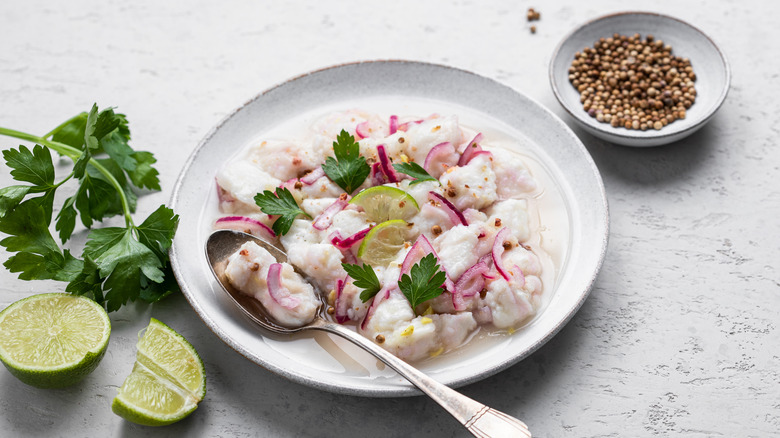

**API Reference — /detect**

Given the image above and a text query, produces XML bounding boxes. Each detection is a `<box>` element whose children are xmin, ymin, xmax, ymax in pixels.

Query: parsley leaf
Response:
<box><xmin>254</xmin><ymin>187</ymin><xmax>311</xmax><ymax>236</ymax></box>
<box><xmin>0</xmin><ymin>104</ymin><xmax>180</xmax><ymax>312</ymax></box>
<box><xmin>397</xmin><ymin>253</ymin><xmax>447</xmax><ymax>309</ymax></box>
<box><xmin>0</xmin><ymin>185</ymin><xmax>30</xmax><ymax>217</ymax></box>
<box><xmin>3</xmin><ymin>144</ymin><xmax>56</xmax><ymax>188</ymax></box>
<box><xmin>82</xmin><ymin>226</ymin><xmax>164</xmax><ymax>312</ymax></box>
<box><xmin>342</xmin><ymin>262</ymin><xmax>382</xmax><ymax>302</ymax></box>
<box><xmin>392</xmin><ymin>162</ymin><xmax>438</xmax><ymax>185</ymax></box>
<box><xmin>321</xmin><ymin>130</ymin><xmax>370</xmax><ymax>194</ymax></box>
<box><xmin>0</xmin><ymin>200</ymin><xmax>83</xmax><ymax>282</ymax></box>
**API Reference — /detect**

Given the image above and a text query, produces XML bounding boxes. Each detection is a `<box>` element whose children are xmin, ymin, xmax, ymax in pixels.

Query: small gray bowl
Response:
<box><xmin>550</xmin><ymin>11</ymin><xmax>730</xmax><ymax>147</ymax></box>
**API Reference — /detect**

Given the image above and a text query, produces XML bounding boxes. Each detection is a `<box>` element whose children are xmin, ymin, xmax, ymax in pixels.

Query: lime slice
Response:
<box><xmin>358</xmin><ymin>219</ymin><xmax>409</xmax><ymax>265</ymax></box>
<box><xmin>349</xmin><ymin>186</ymin><xmax>419</xmax><ymax>222</ymax></box>
<box><xmin>0</xmin><ymin>293</ymin><xmax>111</xmax><ymax>389</ymax></box>
<box><xmin>112</xmin><ymin>318</ymin><xmax>206</xmax><ymax>426</ymax></box>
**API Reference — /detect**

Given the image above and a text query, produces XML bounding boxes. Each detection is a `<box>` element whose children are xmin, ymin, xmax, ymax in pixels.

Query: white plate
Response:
<box><xmin>170</xmin><ymin>61</ymin><xmax>609</xmax><ymax>397</ymax></box>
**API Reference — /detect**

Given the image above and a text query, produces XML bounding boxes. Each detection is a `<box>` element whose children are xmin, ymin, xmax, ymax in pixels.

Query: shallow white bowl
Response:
<box><xmin>550</xmin><ymin>11</ymin><xmax>730</xmax><ymax>147</ymax></box>
<box><xmin>170</xmin><ymin>61</ymin><xmax>609</xmax><ymax>397</ymax></box>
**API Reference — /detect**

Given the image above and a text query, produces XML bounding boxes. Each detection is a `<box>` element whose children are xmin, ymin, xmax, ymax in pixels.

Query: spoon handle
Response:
<box><xmin>312</xmin><ymin>320</ymin><xmax>532</xmax><ymax>438</ymax></box>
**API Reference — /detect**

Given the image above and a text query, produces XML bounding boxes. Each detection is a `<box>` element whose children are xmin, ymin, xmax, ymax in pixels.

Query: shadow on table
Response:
<box><xmin>572</xmin><ymin>118</ymin><xmax>719</xmax><ymax>188</ymax></box>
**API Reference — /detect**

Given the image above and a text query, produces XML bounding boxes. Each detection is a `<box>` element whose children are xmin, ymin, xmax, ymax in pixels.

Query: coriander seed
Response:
<box><xmin>568</xmin><ymin>33</ymin><xmax>696</xmax><ymax>131</ymax></box>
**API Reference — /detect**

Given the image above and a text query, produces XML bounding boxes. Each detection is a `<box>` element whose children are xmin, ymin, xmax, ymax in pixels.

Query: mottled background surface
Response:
<box><xmin>1</xmin><ymin>1</ymin><xmax>777</xmax><ymax>436</ymax></box>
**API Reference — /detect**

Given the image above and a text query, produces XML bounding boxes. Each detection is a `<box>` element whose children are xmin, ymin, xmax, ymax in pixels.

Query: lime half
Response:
<box><xmin>349</xmin><ymin>186</ymin><xmax>419</xmax><ymax>223</ymax></box>
<box><xmin>358</xmin><ymin>219</ymin><xmax>409</xmax><ymax>266</ymax></box>
<box><xmin>0</xmin><ymin>293</ymin><xmax>111</xmax><ymax>388</ymax></box>
<box><xmin>112</xmin><ymin>318</ymin><xmax>206</xmax><ymax>426</ymax></box>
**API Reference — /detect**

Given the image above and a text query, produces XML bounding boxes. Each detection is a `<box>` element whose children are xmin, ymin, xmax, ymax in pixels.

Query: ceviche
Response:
<box><xmin>213</xmin><ymin>110</ymin><xmax>549</xmax><ymax>362</ymax></box>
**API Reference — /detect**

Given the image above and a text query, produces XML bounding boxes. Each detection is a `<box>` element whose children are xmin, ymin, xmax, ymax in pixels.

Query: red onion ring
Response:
<box><xmin>389</xmin><ymin>115</ymin><xmax>398</xmax><ymax>135</ymax></box>
<box><xmin>300</xmin><ymin>167</ymin><xmax>325</xmax><ymax>185</ymax></box>
<box><xmin>333</xmin><ymin>277</ymin><xmax>350</xmax><ymax>324</ymax></box>
<box><xmin>360</xmin><ymin>288</ymin><xmax>391</xmax><ymax>331</ymax></box>
<box><xmin>312</xmin><ymin>199</ymin><xmax>348</xmax><ymax>230</ymax></box>
<box><xmin>423</xmin><ymin>142</ymin><xmax>458</xmax><ymax>178</ymax></box>
<box><xmin>355</xmin><ymin>121</ymin><xmax>370</xmax><ymax>139</ymax></box>
<box><xmin>428</xmin><ymin>192</ymin><xmax>468</xmax><ymax>226</ymax></box>
<box><xmin>458</xmin><ymin>133</ymin><xmax>484</xmax><ymax>166</ymax></box>
<box><xmin>267</xmin><ymin>263</ymin><xmax>300</xmax><ymax>309</ymax></box>
<box><xmin>377</xmin><ymin>145</ymin><xmax>400</xmax><ymax>183</ymax></box>
<box><xmin>330</xmin><ymin>227</ymin><xmax>371</xmax><ymax>249</ymax></box>
<box><xmin>492</xmin><ymin>228</ymin><xmax>512</xmax><ymax>281</ymax></box>
<box><xmin>215</xmin><ymin>216</ymin><xmax>276</xmax><ymax>240</ymax></box>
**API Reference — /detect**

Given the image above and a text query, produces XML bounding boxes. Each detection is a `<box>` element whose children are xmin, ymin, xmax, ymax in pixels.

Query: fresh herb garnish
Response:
<box><xmin>0</xmin><ymin>104</ymin><xmax>179</xmax><ymax>312</ymax></box>
<box><xmin>342</xmin><ymin>262</ymin><xmax>382</xmax><ymax>302</ymax></box>
<box><xmin>254</xmin><ymin>187</ymin><xmax>311</xmax><ymax>236</ymax></box>
<box><xmin>321</xmin><ymin>130</ymin><xmax>370</xmax><ymax>194</ymax></box>
<box><xmin>392</xmin><ymin>162</ymin><xmax>438</xmax><ymax>185</ymax></box>
<box><xmin>398</xmin><ymin>253</ymin><xmax>447</xmax><ymax>309</ymax></box>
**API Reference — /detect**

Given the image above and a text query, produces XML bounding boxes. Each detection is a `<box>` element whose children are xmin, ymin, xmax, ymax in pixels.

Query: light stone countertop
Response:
<box><xmin>1</xmin><ymin>1</ymin><xmax>778</xmax><ymax>437</ymax></box>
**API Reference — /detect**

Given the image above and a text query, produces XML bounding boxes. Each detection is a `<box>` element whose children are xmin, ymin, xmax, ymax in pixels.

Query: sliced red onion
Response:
<box><xmin>397</xmin><ymin>119</ymin><xmax>424</xmax><ymax>132</ymax></box>
<box><xmin>428</xmin><ymin>192</ymin><xmax>468</xmax><ymax>226</ymax></box>
<box><xmin>370</xmin><ymin>162</ymin><xmax>388</xmax><ymax>185</ymax></box>
<box><xmin>458</xmin><ymin>133</ymin><xmax>484</xmax><ymax>166</ymax></box>
<box><xmin>215</xmin><ymin>216</ymin><xmax>276</xmax><ymax>240</ymax></box>
<box><xmin>470</xmin><ymin>150</ymin><xmax>494</xmax><ymax>161</ymax></box>
<box><xmin>456</xmin><ymin>261</ymin><xmax>489</xmax><ymax>297</ymax></box>
<box><xmin>300</xmin><ymin>167</ymin><xmax>325</xmax><ymax>185</ymax></box>
<box><xmin>482</xmin><ymin>271</ymin><xmax>499</xmax><ymax>280</ymax></box>
<box><xmin>400</xmin><ymin>237</ymin><xmax>431</xmax><ymax>275</ymax></box>
<box><xmin>492</xmin><ymin>228</ymin><xmax>512</xmax><ymax>281</ymax></box>
<box><xmin>423</xmin><ymin>142</ymin><xmax>458</xmax><ymax>178</ymax></box>
<box><xmin>458</xmin><ymin>133</ymin><xmax>484</xmax><ymax>154</ymax></box>
<box><xmin>452</xmin><ymin>260</ymin><xmax>489</xmax><ymax>311</ymax></box>
<box><xmin>334</xmin><ymin>277</ymin><xmax>350</xmax><ymax>324</ymax></box>
<box><xmin>267</xmin><ymin>263</ymin><xmax>300</xmax><ymax>309</ymax></box>
<box><xmin>312</xmin><ymin>199</ymin><xmax>347</xmax><ymax>231</ymax></box>
<box><xmin>376</xmin><ymin>144</ymin><xmax>400</xmax><ymax>183</ymax></box>
<box><xmin>360</xmin><ymin>288</ymin><xmax>391</xmax><ymax>331</ymax></box>
<box><xmin>510</xmin><ymin>264</ymin><xmax>526</xmax><ymax>288</ymax></box>
<box><xmin>329</xmin><ymin>232</ymin><xmax>360</xmax><ymax>264</ymax></box>
<box><xmin>355</xmin><ymin>121</ymin><xmax>370</xmax><ymax>139</ymax></box>
<box><xmin>330</xmin><ymin>227</ymin><xmax>371</xmax><ymax>249</ymax></box>
<box><xmin>342</xmin><ymin>248</ymin><xmax>358</xmax><ymax>264</ymax></box>
<box><xmin>389</xmin><ymin>115</ymin><xmax>398</xmax><ymax>135</ymax></box>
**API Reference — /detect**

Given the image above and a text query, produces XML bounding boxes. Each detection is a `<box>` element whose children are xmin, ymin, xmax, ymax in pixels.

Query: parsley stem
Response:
<box><xmin>0</xmin><ymin>126</ymin><xmax>135</xmax><ymax>227</ymax></box>
<box><xmin>43</xmin><ymin>113</ymin><xmax>86</xmax><ymax>139</ymax></box>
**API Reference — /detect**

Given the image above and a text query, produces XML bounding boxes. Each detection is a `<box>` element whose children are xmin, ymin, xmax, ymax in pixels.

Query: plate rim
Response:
<box><xmin>170</xmin><ymin>60</ymin><xmax>609</xmax><ymax>397</ymax></box>
<box><xmin>548</xmin><ymin>10</ymin><xmax>732</xmax><ymax>146</ymax></box>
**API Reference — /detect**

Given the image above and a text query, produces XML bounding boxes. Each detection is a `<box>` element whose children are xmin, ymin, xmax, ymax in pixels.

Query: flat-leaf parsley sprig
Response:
<box><xmin>321</xmin><ymin>130</ymin><xmax>370</xmax><ymax>194</ymax></box>
<box><xmin>254</xmin><ymin>187</ymin><xmax>311</xmax><ymax>236</ymax></box>
<box><xmin>342</xmin><ymin>262</ymin><xmax>381</xmax><ymax>302</ymax></box>
<box><xmin>398</xmin><ymin>253</ymin><xmax>447</xmax><ymax>309</ymax></box>
<box><xmin>0</xmin><ymin>104</ymin><xmax>179</xmax><ymax>312</ymax></box>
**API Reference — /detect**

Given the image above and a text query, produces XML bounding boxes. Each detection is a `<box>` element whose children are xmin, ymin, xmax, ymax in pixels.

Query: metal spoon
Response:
<box><xmin>205</xmin><ymin>229</ymin><xmax>532</xmax><ymax>438</ymax></box>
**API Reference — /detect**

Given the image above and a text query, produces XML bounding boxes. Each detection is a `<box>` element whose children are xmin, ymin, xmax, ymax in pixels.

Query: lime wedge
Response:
<box><xmin>349</xmin><ymin>186</ymin><xmax>419</xmax><ymax>222</ymax></box>
<box><xmin>112</xmin><ymin>318</ymin><xmax>206</xmax><ymax>426</ymax></box>
<box><xmin>0</xmin><ymin>293</ymin><xmax>111</xmax><ymax>388</ymax></box>
<box><xmin>358</xmin><ymin>219</ymin><xmax>409</xmax><ymax>265</ymax></box>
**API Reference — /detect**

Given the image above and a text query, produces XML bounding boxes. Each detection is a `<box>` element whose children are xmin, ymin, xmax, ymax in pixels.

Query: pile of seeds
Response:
<box><xmin>568</xmin><ymin>33</ymin><xmax>697</xmax><ymax>131</ymax></box>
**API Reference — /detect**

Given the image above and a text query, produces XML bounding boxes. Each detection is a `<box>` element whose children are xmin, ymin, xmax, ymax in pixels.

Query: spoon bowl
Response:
<box><xmin>205</xmin><ymin>229</ymin><xmax>313</xmax><ymax>334</ymax></box>
<box><xmin>205</xmin><ymin>229</ymin><xmax>532</xmax><ymax>437</ymax></box>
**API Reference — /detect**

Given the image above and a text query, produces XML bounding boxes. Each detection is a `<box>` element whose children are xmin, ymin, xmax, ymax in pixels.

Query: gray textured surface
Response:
<box><xmin>0</xmin><ymin>1</ymin><xmax>777</xmax><ymax>437</ymax></box>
